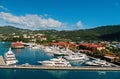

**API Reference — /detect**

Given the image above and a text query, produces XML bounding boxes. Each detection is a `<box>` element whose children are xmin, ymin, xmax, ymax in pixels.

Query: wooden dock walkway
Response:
<box><xmin>0</xmin><ymin>65</ymin><xmax>120</xmax><ymax>71</ymax></box>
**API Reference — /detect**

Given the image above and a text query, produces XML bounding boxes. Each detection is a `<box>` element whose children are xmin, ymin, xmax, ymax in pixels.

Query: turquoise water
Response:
<box><xmin>0</xmin><ymin>42</ymin><xmax>120</xmax><ymax>79</ymax></box>
<box><xmin>0</xmin><ymin>69</ymin><xmax>120</xmax><ymax>79</ymax></box>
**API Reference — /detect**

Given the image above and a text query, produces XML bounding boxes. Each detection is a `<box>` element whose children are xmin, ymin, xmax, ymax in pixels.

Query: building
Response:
<box><xmin>79</xmin><ymin>43</ymin><xmax>105</xmax><ymax>51</ymax></box>
<box><xmin>39</xmin><ymin>35</ymin><xmax>47</xmax><ymax>41</ymax></box>
<box><xmin>51</xmin><ymin>42</ymin><xmax>78</xmax><ymax>50</ymax></box>
<box><xmin>11</xmin><ymin>41</ymin><xmax>24</xmax><ymax>49</ymax></box>
<box><xmin>104</xmin><ymin>54</ymin><xmax>117</xmax><ymax>62</ymax></box>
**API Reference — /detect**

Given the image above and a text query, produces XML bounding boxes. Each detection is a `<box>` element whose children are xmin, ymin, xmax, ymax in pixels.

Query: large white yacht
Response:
<box><xmin>64</xmin><ymin>53</ymin><xmax>89</xmax><ymax>61</ymax></box>
<box><xmin>85</xmin><ymin>59</ymin><xmax>111</xmax><ymax>67</ymax></box>
<box><xmin>38</xmin><ymin>57</ymin><xmax>71</xmax><ymax>67</ymax></box>
<box><xmin>4</xmin><ymin>48</ymin><xmax>18</xmax><ymax>65</ymax></box>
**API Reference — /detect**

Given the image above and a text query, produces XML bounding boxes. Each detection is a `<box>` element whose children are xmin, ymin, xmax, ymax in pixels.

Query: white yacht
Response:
<box><xmin>43</xmin><ymin>46</ymin><xmax>53</xmax><ymax>53</ymax></box>
<box><xmin>38</xmin><ymin>57</ymin><xmax>71</xmax><ymax>67</ymax></box>
<box><xmin>85</xmin><ymin>60</ymin><xmax>100</xmax><ymax>66</ymax></box>
<box><xmin>64</xmin><ymin>53</ymin><xmax>89</xmax><ymax>61</ymax></box>
<box><xmin>85</xmin><ymin>59</ymin><xmax>111</xmax><ymax>67</ymax></box>
<box><xmin>4</xmin><ymin>48</ymin><xmax>18</xmax><ymax>65</ymax></box>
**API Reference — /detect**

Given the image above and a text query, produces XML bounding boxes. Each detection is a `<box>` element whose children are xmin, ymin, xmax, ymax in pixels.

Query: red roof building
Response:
<box><xmin>80</xmin><ymin>50</ymin><xmax>92</xmax><ymax>53</ymax></box>
<box><xmin>51</xmin><ymin>42</ymin><xmax>78</xmax><ymax>48</ymax></box>
<box><xmin>11</xmin><ymin>41</ymin><xmax>24</xmax><ymax>48</ymax></box>
<box><xmin>104</xmin><ymin>54</ymin><xmax>117</xmax><ymax>60</ymax></box>
<box><xmin>80</xmin><ymin>43</ymin><xmax>105</xmax><ymax>50</ymax></box>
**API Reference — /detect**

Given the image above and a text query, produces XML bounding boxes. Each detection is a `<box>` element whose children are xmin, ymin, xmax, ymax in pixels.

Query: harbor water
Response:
<box><xmin>0</xmin><ymin>42</ymin><xmax>120</xmax><ymax>79</ymax></box>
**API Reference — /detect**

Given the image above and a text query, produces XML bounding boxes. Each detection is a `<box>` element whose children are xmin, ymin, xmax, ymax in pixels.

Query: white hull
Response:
<box><xmin>85</xmin><ymin>61</ymin><xmax>100</xmax><ymax>66</ymax></box>
<box><xmin>38</xmin><ymin>58</ymin><xmax>71</xmax><ymax>67</ymax></box>
<box><xmin>64</xmin><ymin>53</ymin><xmax>88</xmax><ymax>61</ymax></box>
<box><xmin>6</xmin><ymin>60</ymin><xmax>18</xmax><ymax>65</ymax></box>
<box><xmin>85</xmin><ymin>59</ymin><xmax>112</xmax><ymax>67</ymax></box>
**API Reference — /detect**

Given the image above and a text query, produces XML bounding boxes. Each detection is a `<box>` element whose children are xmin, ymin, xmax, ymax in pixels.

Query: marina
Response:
<box><xmin>1</xmin><ymin>0</ymin><xmax>120</xmax><ymax>79</ymax></box>
<box><xmin>0</xmin><ymin>42</ymin><xmax>120</xmax><ymax>79</ymax></box>
<box><xmin>0</xmin><ymin>42</ymin><xmax>119</xmax><ymax>70</ymax></box>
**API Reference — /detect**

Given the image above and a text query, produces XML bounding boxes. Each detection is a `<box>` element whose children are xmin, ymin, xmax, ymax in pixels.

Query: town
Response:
<box><xmin>0</xmin><ymin>26</ymin><xmax>120</xmax><ymax>70</ymax></box>
<box><xmin>0</xmin><ymin>30</ymin><xmax>120</xmax><ymax>66</ymax></box>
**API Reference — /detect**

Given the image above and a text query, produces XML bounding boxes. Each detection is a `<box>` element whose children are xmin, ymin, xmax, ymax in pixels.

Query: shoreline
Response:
<box><xmin>0</xmin><ymin>65</ymin><xmax>120</xmax><ymax>71</ymax></box>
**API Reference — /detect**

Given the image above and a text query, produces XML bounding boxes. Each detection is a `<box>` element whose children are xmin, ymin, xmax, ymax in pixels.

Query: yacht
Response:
<box><xmin>85</xmin><ymin>60</ymin><xmax>100</xmax><ymax>66</ymax></box>
<box><xmin>4</xmin><ymin>48</ymin><xmax>18</xmax><ymax>65</ymax></box>
<box><xmin>64</xmin><ymin>53</ymin><xmax>89</xmax><ymax>61</ymax></box>
<box><xmin>53</xmin><ymin>48</ymin><xmax>73</xmax><ymax>56</ymax></box>
<box><xmin>38</xmin><ymin>57</ymin><xmax>71</xmax><ymax>67</ymax></box>
<box><xmin>43</xmin><ymin>46</ymin><xmax>53</xmax><ymax>53</ymax></box>
<box><xmin>85</xmin><ymin>59</ymin><xmax>111</xmax><ymax>67</ymax></box>
<box><xmin>53</xmin><ymin>50</ymin><xmax>68</xmax><ymax>56</ymax></box>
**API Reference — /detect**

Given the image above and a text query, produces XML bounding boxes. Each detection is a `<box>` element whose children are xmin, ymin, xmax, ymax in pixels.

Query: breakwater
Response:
<box><xmin>0</xmin><ymin>65</ymin><xmax>120</xmax><ymax>71</ymax></box>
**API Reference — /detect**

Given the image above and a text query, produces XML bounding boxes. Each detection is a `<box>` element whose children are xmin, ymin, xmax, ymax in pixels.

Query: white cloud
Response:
<box><xmin>76</xmin><ymin>20</ymin><xmax>83</xmax><ymax>29</ymax></box>
<box><xmin>0</xmin><ymin>12</ymin><xmax>64</xmax><ymax>29</ymax></box>
<box><xmin>0</xmin><ymin>5</ymin><xmax>8</xmax><ymax>11</ymax></box>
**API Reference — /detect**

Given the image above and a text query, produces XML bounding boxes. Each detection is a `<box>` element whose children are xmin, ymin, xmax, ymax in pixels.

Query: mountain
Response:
<box><xmin>99</xmin><ymin>31</ymin><xmax>120</xmax><ymax>41</ymax></box>
<box><xmin>43</xmin><ymin>25</ymin><xmax>120</xmax><ymax>41</ymax></box>
<box><xmin>0</xmin><ymin>26</ymin><xmax>31</xmax><ymax>36</ymax></box>
<box><xmin>0</xmin><ymin>25</ymin><xmax>120</xmax><ymax>41</ymax></box>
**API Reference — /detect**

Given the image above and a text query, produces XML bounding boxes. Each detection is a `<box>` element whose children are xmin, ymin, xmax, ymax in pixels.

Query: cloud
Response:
<box><xmin>0</xmin><ymin>12</ymin><xmax>64</xmax><ymax>29</ymax></box>
<box><xmin>76</xmin><ymin>20</ymin><xmax>83</xmax><ymax>29</ymax></box>
<box><xmin>0</xmin><ymin>5</ymin><xmax>8</xmax><ymax>11</ymax></box>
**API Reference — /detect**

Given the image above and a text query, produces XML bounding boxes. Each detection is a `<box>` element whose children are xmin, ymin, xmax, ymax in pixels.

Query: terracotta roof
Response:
<box><xmin>105</xmin><ymin>54</ymin><xmax>116</xmax><ymax>57</ymax></box>
<box><xmin>80</xmin><ymin>43</ymin><xmax>104</xmax><ymax>48</ymax></box>
<box><xmin>11</xmin><ymin>41</ymin><xmax>24</xmax><ymax>47</ymax></box>
<box><xmin>104</xmin><ymin>54</ymin><xmax>116</xmax><ymax>60</ymax></box>
<box><xmin>81</xmin><ymin>50</ymin><xmax>92</xmax><ymax>53</ymax></box>
<box><xmin>51</xmin><ymin>42</ymin><xmax>68</xmax><ymax>46</ymax></box>
<box><xmin>51</xmin><ymin>42</ymin><xmax>78</xmax><ymax>47</ymax></box>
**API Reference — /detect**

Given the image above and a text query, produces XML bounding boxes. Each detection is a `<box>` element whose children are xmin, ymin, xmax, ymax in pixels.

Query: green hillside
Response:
<box><xmin>0</xmin><ymin>25</ymin><xmax>120</xmax><ymax>41</ymax></box>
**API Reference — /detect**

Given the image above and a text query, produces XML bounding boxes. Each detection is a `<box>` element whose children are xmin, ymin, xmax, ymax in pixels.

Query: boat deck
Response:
<box><xmin>0</xmin><ymin>56</ymin><xmax>6</xmax><ymax>65</ymax></box>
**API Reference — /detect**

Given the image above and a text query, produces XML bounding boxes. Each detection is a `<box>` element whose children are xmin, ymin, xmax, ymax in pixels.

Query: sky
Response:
<box><xmin>0</xmin><ymin>0</ymin><xmax>120</xmax><ymax>30</ymax></box>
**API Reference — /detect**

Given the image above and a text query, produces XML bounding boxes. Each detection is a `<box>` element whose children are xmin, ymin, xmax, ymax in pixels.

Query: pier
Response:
<box><xmin>0</xmin><ymin>65</ymin><xmax>120</xmax><ymax>71</ymax></box>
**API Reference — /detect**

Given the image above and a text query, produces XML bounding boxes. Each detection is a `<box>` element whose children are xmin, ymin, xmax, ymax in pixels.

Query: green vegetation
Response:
<box><xmin>0</xmin><ymin>25</ymin><xmax>120</xmax><ymax>42</ymax></box>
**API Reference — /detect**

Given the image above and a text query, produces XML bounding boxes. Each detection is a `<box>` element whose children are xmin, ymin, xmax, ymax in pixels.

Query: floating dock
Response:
<box><xmin>0</xmin><ymin>65</ymin><xmax>120</xmax><ymax>71</ymax></box>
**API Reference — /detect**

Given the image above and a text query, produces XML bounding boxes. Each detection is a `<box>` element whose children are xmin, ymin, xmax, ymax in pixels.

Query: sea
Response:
<box><xmin>0</xmin><ymin>42</ymin><xmax>120</xmax><ymax>79</ymax></box>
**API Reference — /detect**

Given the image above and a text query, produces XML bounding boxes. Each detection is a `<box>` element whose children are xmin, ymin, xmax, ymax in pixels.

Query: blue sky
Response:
<box><xmin>0</xmin><ymin>0</ymin><xmax>120</xmax><ymax>30</ymax></box>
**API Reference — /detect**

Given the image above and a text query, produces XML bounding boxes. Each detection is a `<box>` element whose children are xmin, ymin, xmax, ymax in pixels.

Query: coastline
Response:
<box><xmin>0</xmin><ymin>65</ymin><xmax>120</xmax><ymax>71</ymax></box>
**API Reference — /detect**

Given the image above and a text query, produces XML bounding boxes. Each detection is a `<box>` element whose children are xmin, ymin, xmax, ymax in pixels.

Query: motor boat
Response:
<box><xmin>38</xmin><ymin>57</ymin><xmax>71</xmax><ymax>67</ymax></box>
<box><xmin>64</xmin><ymin>53</ymin><xmax>89</xmax><ymax>61</ymax></box>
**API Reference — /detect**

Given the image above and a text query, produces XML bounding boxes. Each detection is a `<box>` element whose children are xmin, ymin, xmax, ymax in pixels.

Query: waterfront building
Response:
<box><xmin>11</xmin><ymin>41</ymin><xmax>24</xmax><ymax>49</ymax></box>
<box><xmin>79</xmin><ymin>43</ymin><xmax>105</xmax><ymax>51</ymax></box>
<box><xmin>104</xmin><ymin>54</ymin><xmax>117</xmax><ymax>62</ymax></box>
